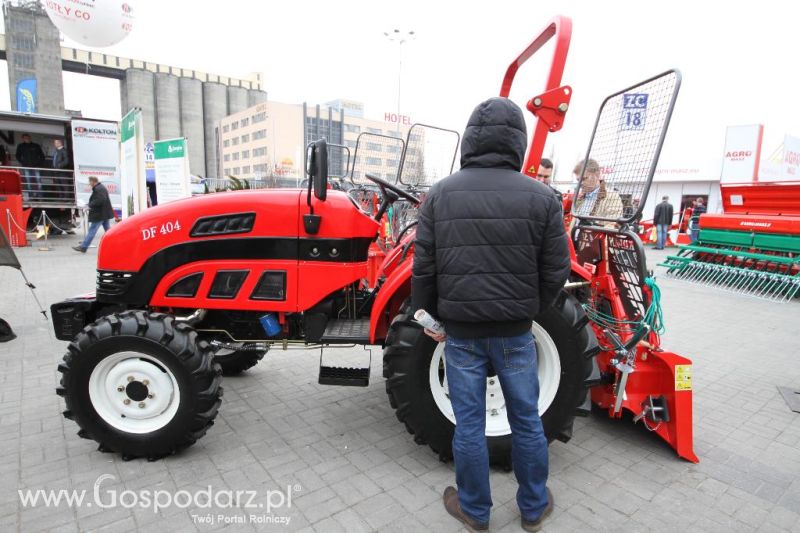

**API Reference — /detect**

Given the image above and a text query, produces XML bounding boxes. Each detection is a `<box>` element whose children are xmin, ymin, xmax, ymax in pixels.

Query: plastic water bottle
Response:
<box><xmin>413</xmin><ymin>309</ymin><xmax>445</xmax><ymax>336</ymax></box>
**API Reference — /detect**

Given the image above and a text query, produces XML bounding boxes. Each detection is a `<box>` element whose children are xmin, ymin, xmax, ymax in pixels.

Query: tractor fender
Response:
<box><xmin>369</xmin><ymin>258</ymin><xmax>412</xmax><ymax>344</ymax></box>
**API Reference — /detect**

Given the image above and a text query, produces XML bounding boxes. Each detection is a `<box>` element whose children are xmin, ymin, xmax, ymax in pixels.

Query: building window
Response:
<box><xmin>223</xmin><ymin>139</ymin><xmax>230</xmax><ymax>148</ymax></box>
<box><xmin>233</xmin><ymin>167</ymin><xmax>240</xmax><ymax>174</ymax></box>
<box><xmin>232</xmin><ymin>152</ymin><xmax>240</xmax><ymax>161</ymax></box>
<box><xmin>252</xmin><ymin>129</ymin><xmax>267</xmax><ymax>140</ymax></box>
<box><xmin>11</xmin><ymin>36</ymin><xmax>34</xmax><ymax>51</ymax></box>
<box><xmin>241</xmin><ymin>150</ymin><xmax>250</xmax><ymax>159</ymax></box>
<box><xmin>9</xmin><ymin>18</ymin><xmax>34</xmax><ymax>33</ymax></box>
<box><xmin>223</xmin><ymin>154</ymin><xmax>230</xmax><ymax>162</ymax></box>
<box><xmin>223</xmin><ymin>125</ymin><xmax>230</xmax><ymax>133</ymax></box>
<box><xmin>241</xmin><ymin>134</ymin><xmax>250</xmax><ymax>143</ymax></box>
<box><xmin>366</xmin><ymin>143</ymin><xmax>382</xmax><ymax>151</ymax></box>
<box><xmin>242</xmin><ymin>165</ymin><xmax>250</xmax><ymax>174</ymax></box>
<box><xmin>253</xmin><ymin>147</ymin><xmax>267</xmax><ymax>157</ymax></box>
<box><xmin>387</xmin><ymin>144</ymin><xmax>401</xmax><ymax>153</ymax></box>
<box><xmin>232</xmin><ymin>137</ymin><xmax>240</xmax><ymax>146</ymax></box>
<box><xmin>252</xmin><ymin>112</ymin><xmax>266</xmax><ymax>123</ymax></box>
<box><xmin>345</xmin><ymin>140</ymin><xmax>356</xmax><ymax>148</ymax></box>
<box><xmin>240</xmin><ymin>118</ymin><xmax>249</xmax><ymax>128</ymax></box>
<box><xmin>367</xmin><ymin>127</ymin><xmax>382</xmax><ymax>135</ymax></box>
<box><xmin>12</xmin><ymin>54</ymin><xmax>34</xmax><ymax>69</ymax></box>
<box><xmin>344</xmin><ymin>124</ymin><xmax>361</xmax><ymax>133</ymax></box>
<box><xmin>231</xmin><ymin>122</ymin><xmax>239</xmax><ymax>131</ymax></box>
<box><xmin>387</xmin><ymin>130</ymin><xmax>402</xmax><ymax>138</ymax></box>
<box><xmin>365</xmin><ymin>157</ymin><xmax>382</xmax><ymax>166</ymax></box>
<box><xmin>386</xmin><ymin>159</ymin><xmax>398</xmax><ymax>167</ymax></box>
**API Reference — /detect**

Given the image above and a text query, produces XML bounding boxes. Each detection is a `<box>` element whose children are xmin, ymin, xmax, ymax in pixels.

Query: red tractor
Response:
<box><xmin>51</xmin><ymin>16</ymin><xmax>697</xmax><ymax>464</ymax></box>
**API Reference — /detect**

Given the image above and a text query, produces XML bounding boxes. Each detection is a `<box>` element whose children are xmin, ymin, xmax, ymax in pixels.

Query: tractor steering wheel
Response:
<box><xmin>365</xmin><ymin>173</ymin><xmax>420</xmax><ymax>205</ymax></box>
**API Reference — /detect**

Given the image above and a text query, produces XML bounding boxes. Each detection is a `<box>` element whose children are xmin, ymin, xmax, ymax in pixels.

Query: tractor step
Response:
<box><xmin>319</xmin><ymin>365</ymin><xmax>370</xmax><ymax>387</ymax></box>
<box><xmin>320</xmin><ymin>319</ymin><xmax>371</xmax><ymax>343</ymax></box>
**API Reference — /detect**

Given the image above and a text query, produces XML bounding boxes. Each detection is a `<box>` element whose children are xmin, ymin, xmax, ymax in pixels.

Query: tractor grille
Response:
<box><xmin>96</xmin><ymin>270</ymin><xmax>136</xmax><ymax>297</ymax></box>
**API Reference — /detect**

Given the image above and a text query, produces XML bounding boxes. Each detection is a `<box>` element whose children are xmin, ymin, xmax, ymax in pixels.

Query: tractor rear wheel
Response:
<box><xmin>56</xmin><ymin>311</ymin><xmax>222</xmax><ymax>460</ymax></box>
<box><xmin>211</xmin><ymin>342</ymin><xmax>268</xmax><ymax>376</ymax></box>
<box><xmin>383</xmin><ymin>291</ymin><xmax>598</xmax><ymax>467</ymax></box>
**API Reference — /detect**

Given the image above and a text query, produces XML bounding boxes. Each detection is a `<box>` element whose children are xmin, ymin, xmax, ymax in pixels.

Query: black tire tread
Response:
<box><xmin>383</xmin><ymin>291</ymin><xmax>598</xmax><ymax>465</ymax></box>
<box><xmin>56</xmin><ymin>311</ymin><xmax>222</xmax><ymax>460</ymax></box>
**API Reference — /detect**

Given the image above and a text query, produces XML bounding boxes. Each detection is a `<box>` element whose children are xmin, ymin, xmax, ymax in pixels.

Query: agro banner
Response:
<box><xmin>154</xmin><ymin>138</ymin><xmax>191</xmax><ymax>204</ymax></box>
<box><xmin>119</xmin><ymin>109</ymin><xmax>147</xmax><ymax>218</ymax></box>
<box><xmin>782</xmin><ymin>135</ymin><xmax>800</xmax><ymax>180</ymax></box>
<box><xmin>720</xmin><ymin>125</ymin><xmax>763</xmax><ymax>184</ymax></box>
<box><xmin>71</xmin><ymin>120</ymin><xmax>121</xmax><ymax>209</ymax></box>
<box><xmin>0</xmin><ymin>225</ymin><xmax>21</xmax><ymax>269</ymax></box>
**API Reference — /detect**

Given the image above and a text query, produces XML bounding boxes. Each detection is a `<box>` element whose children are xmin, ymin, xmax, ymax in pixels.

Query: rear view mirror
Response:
<box><xmin>306</xmin><ymin>139</ymin><xmax>328</xmax><ymax>202</ymax></box>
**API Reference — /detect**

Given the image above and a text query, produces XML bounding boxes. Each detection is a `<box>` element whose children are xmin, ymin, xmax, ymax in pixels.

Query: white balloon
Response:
<box><xmin>41</xmin><ymin>0</ymin><xmax>135</xmax><ymax>48</ymax></box>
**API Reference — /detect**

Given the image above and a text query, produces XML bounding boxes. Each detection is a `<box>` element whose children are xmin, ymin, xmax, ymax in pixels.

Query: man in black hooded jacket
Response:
<box><xmin>412</xmin><ymin>97</ymin><xmax>570</xmax><ymax>531</ymax></box>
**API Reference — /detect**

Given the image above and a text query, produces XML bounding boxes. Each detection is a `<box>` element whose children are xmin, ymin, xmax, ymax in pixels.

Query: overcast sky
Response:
<box><xmin>1</xmin><ymin>0</ymin><xmax>797</xmax><ymax>176</ymax></box>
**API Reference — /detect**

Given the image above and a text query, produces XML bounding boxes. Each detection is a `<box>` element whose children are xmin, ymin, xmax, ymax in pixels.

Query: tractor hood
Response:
<box><xmin>459</xmin><ymin>97</ymin><xmax>528</xmax><ymax>171</ymax></box>
<box><xmin>96</xmin><ymin>189</ymin><xmax>377</xmax><ymax>274</ymax></box>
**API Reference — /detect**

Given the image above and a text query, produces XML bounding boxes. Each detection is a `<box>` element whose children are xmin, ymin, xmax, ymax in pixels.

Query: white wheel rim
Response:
<box><xmin>428</xmin><ymin>321</ymin><xmax>561</xmax><ymax>437</ymax></box>
<box><xmin>88</xmin><ymin>352</ymin><xmax>181</xmax><ymax>434</ymax></box>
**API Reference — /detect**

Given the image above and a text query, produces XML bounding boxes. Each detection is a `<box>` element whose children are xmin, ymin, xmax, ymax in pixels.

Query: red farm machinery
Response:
<box><xmin>660</xmin><ymin>178</ymin><xmax>800</xmax><ymax>302</ymax></box>
<box><xmin>50</xmin><ymin>16</ymin><xmax>698</xmax><ymax>464</ymax></box>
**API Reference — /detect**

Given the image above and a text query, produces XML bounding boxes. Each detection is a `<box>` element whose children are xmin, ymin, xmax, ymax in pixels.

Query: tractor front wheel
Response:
<box><xmin>56</xmin><ymin>311</ymin><xmax>222</xmax><ymax>460</ymax></box>
<box><xmin>383</xmin><ymin>291</ymin><xmax>598</xmax><ymax>467</ymax></box>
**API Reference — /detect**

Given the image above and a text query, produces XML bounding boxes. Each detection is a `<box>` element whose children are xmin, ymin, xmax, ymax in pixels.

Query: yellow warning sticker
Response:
<box><xmin>675</xmin><ymin>364</ymin><xmax>692</xmax><ymax>391</ymax></box>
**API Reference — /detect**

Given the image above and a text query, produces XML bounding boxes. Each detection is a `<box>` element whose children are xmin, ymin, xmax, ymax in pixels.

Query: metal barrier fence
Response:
<box><xmin>7</xmin><ymin>166</ymin><xmax>76</xmax><ymax>207</ymax></box>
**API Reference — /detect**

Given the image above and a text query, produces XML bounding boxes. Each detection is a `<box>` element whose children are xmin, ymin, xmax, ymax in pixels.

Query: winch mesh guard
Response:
<box><xmin>349</xmin><ymin>132</ymin><xmax>405</xmax><ymax>184</ymax></box>
<box><xmin>572</xmin><ymin>70</ymin><xmax>681</xmax><ymax>224</ymax></box>
<box><xmin>573</xmin><ymin>226</ymin><xmax>648</xmax><ymax>322</ymax></box>
<box><xmin>398</xmin><ymin>124</ymin><xmax>460</xmax><ymax>187</ymax></box>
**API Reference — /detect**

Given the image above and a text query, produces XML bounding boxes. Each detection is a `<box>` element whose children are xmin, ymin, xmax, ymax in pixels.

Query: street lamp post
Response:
<box><xmin>383</xmin><ymin>29</ymin><xmax>415</xmax><ymax>132</ymax></box>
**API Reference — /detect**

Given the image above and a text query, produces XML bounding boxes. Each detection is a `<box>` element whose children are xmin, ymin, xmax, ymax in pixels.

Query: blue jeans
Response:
<box><xmin>80</xmin><ymin>220</ymin><xmax>110</xmax><ymax>249</ymax></box>
<box><xmin>656</xmin><ymin>224</ymin><xmax>668</xmax><ymax>249</ymax></box>
<box><xmin>20</xmin><ymin>168</ymin><xmax>41</xmax><ymax>195</ymax></box>
<box><xmin>690</xmin><ymin>221</ymin><xmax>700</xmax><ymax>243</ymax></box>
<box><xmin>444</xmin><ymin>331</ymin><xmax>549</xmax><ymax>524</ymax></box>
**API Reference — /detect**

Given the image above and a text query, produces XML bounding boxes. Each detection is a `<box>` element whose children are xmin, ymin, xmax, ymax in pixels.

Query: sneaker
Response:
<box><xmin>442</xmin><ymin>486</ymin><xmax>488</xmax><ymax>532</ymax></box>
<box><xmin>521</xmin><ymin>487</ymin><xmax>554</xmax><ymax>532</ymax></box>
<box><xmin>72</xmin><ymin>246</ymin><xmax>86</xmax><ymax>253</ymax></box>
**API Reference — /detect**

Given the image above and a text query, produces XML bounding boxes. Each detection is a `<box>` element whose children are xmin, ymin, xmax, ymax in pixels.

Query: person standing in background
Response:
<box><xmin>690</xmin><ymin>197</ymin><xmax>706</xmax><ymax>243</ymax></box>
<box><xmin>653</xmin><ymin>195</ymin><xmax>674</xmax><ymax>250</ymax></box>
<box><xmin>52</xmin><ymin>139</ymin><xmax>70</xmax><ymax>171</ymax></box>
<box><xmin>536</xmin><ymin>158</ymin><xmax>563</xmax><ymax>205</ymax></box>
<box><xmin>15</xmin><ymin>134</ymin><xmax>45</xmax><ymax>198</ymax></box>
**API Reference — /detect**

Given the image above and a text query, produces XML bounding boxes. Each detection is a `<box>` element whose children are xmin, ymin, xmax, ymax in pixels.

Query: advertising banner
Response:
<box><xmin>15</xmin><ymin>79</ymin><xmax>36</xmax><ymax>113</ymax></box>
<box><xmin>118</xmin><ymin>109</ymin><xmax>147</xmax><ymax>218</ymax></box>
<box><xmin>154</xmin><ymin>138</ymin><xmax>191</xmax><ymax>204</ymax></box>
<box><xmin>782</xmin><ymin>134</ymin><xmax>800</xmax><ymax>180</ymax></box>
<box><xmin>720</xmin><ymin>125</ymin><xmax>763</xmax><ymax>183</ymax></box>
<box><xmin>145</xmin><ymin>142</ymin><xmax>156</xmax><ymax>183</ymax></box>
<box><xmin>71</xmin><ymin>120</ymin><xmax>121</xmax><ymax>209</ymax></box>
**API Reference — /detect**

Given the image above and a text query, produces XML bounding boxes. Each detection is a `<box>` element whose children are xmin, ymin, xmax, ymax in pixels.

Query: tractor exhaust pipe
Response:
<box><xmin>175</xmin><ymin>309</ymin><xmax>207</xmax><ymax>325</ymax></box>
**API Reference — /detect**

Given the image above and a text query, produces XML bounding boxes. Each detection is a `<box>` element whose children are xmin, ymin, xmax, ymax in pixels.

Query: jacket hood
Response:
<box><xmin>460</xmin><ymin>97</ymin><xmax>528</xmax><ymax>171</ymax></box>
